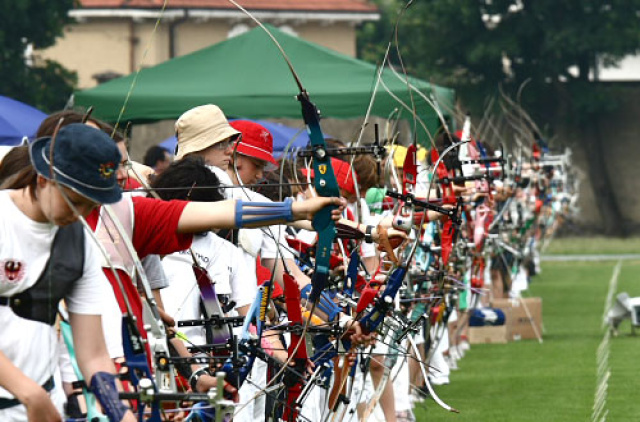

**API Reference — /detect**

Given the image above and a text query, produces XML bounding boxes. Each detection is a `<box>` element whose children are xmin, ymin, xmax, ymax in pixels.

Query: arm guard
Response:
<box><xmin>235</xmin><ymin>198</ymin><xmax>294</xmax><ymax>227</ymax></box>
<box><xmin>89</xmin><ymin>372</ymin><xmax>129</xmax><ymax>422</ymax></box>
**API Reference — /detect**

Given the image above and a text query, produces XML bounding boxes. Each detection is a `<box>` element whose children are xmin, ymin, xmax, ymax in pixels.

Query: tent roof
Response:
<box><xmin>79</xmin><ymin>0</ymin><xmax>378</xmax><ymax>13</ymax></box>
<box><xmin>0</xmin><ymin>96</ymin><xmax>48</xmax><ymax>146</ymax></box>
<box><xmin>75</xmin><ymin>25</ymin><xmax>454</xmax><ymax>135</ymax></box>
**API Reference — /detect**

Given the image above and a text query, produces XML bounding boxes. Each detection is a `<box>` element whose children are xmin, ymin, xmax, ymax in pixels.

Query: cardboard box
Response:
<box><xmin>468</xmin><ymin>307</ymin><xmax>512</xmax><ymax>344</ymax></box>
<box><xmin>493</xmin><ymin>297</ymin><xmax>543</xmax><ymax>341</ymax></box>
<box><xmin>469</xmin><ymin>325</ymin><xmax>510</xmax><ymax>344</ymax></box>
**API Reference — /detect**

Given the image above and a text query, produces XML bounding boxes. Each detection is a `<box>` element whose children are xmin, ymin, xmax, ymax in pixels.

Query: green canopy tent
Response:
<box><xmin>75</xmin><ymin>25</ymin><xmax>455</xmax><ymax>142</ymax></box>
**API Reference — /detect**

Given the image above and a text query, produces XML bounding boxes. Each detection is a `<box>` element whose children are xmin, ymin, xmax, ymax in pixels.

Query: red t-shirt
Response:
<box><xmin>86</xmin><ymin>196</ymin><xmax>193</xmax><ymax>259</ymax></box>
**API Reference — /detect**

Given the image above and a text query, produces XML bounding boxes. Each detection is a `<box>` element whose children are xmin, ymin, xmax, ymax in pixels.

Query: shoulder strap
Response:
<box><xmin>9</xmin><ymin>222</ymin><xmax>85</xmax><ymax>325</ymax></box>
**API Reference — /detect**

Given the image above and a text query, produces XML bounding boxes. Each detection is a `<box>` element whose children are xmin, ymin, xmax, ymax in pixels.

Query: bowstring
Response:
<box><xmin>111</xmin><ymin>0</ymin><xmax>170</xmax><ymax>135</ymax></box>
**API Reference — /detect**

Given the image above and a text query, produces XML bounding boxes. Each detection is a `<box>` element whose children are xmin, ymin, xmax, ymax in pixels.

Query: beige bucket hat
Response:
<box><xmin>174</xmin><ymin>104</ymin><xmax>240</xmax><ymax>160</ymax></box>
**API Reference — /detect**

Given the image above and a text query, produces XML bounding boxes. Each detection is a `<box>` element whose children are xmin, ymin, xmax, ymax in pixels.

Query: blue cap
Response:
<box><xmin>29</xmin><ymin>123</ymin><xmax>122</xmax><ymax>204</ymax></box>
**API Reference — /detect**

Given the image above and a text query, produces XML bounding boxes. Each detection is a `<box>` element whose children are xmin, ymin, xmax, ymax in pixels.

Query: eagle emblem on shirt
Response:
<box><xmin>0</xmin><ymin>260</ymin><xmax>26</xmax><ymax>284</ymax></box>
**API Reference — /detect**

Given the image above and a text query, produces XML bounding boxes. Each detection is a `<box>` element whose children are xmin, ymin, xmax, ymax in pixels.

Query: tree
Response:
<box><xmin>359</xmin><ymin>0</ymin><xmax>640</xmax><ymax>236</ymax></box>
<box><xmin>0</xmin><ymin>0</ymin><xmax>77</xmax><ymax>112</ymax></box>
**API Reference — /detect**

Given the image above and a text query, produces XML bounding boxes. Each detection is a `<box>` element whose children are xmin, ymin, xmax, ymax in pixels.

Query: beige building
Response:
<box><xmin>41</xmin><ymin>0</ymin><xmax>379</xmax><ymax>89</ymax></box>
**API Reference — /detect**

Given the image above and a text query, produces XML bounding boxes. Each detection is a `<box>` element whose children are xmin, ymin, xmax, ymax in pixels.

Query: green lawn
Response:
<box><xmin>542</xmin><ymin>236</ymin><xmax>640</xmax><ymax>255</ymax></box>
<box><xmin>414</xmin><ymin>259</ymin><xmax>640</xmax><ymax>422</ymax></box>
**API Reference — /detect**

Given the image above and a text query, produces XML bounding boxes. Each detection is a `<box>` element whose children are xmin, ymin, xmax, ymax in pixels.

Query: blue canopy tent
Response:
<box><xmin>160</xmin><ymin>118</ymin><xmax>331</xmax><ymax>157</ymax></box>
<box><xmin>0</xmin><ymin>96</ymin><xmax>48</xmax><ymax>146</ymax></box>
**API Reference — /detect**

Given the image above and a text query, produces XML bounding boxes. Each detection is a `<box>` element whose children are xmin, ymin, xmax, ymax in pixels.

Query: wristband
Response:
<box><xmin>364</xmin><ymin>225</ymin><xmax>374</xmax><ymax>243</ymax></box>
<box><xmin>300</xmin><ymin>284</ymin><xmax>341</xmax><ymax>322</ymax></box>
<box><xmin>189</xmin><ymin>367</ymin><xmax>210</xmax><ymax>392</ymax></box>
<box><xmin>235</xmin><ymin>198</ymin><xmax>294</xmax><ymax>228</ymax></box>
<box><xmin>89</xmin><ymin>372</ymin><xmax>129</xmax><ymax>422</ymax></box>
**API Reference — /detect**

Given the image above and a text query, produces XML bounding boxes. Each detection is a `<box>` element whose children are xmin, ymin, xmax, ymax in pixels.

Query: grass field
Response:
<box><xmin>414</xmin><ymin>244</ymin><xmax>640</xmax><ymax>421</ymax></box>
<box><xmin>542</xmin><ymin>236</ymin><xmax>640</xmax><ymax>255</ymax></box>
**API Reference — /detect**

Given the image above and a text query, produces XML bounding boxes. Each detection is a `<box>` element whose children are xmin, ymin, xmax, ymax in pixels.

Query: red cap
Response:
<box><xmin>230</xmin><ymin>120</ymin><xmax>278</xmax><ymax>167</ymax></box>
<box><xmin>301</xmin><ymin>157</ymin><xmax>358</xmax><ymax>195</ymax></box>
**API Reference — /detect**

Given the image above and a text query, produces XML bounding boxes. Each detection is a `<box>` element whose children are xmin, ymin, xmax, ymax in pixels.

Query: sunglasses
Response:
<box><xmin>212</xmin><ymin>134</ymin><xmax>242</xmax><ymax>151</ymax></box>
<box><xmin>120</xmin><ymin>159</ymin><xmax>133</xmax><ymax>170</ymax></box>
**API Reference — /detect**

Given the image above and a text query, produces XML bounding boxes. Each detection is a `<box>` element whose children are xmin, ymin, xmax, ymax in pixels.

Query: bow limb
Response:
<box><xmin>407</xmin><ymin>334</ymin><xmax>459</xmax><ymax>413</ymax></box>
<box><xmin>379</xmin><ymin>77</ymin><xmax>436</xmax><ymax>144</ymax></box>
<box><xmin>361</xmin><ymin>314</ymin><xmax>413</xmax><ymax>420</ymax></box>
<box><xmin>282</xmin><ymin>273</ymin><xmax>309</xmax><ymax>422</ymax></box>
<box><xmin>427</xmin><ymin>139</ymin><xmax>469</xmax><ymax>266</ymax></box>
<box><xmin>403</xmin><ymin>143</ymin><xmax>418</xmax><ymax>196</ymax></box>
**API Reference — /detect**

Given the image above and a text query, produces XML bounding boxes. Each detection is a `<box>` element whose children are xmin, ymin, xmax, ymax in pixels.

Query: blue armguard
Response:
<box><xmin>89</xmin><ymin>372</ymin><xmax>129</xmax><ymax>422</ymax></box>
<box><xmin>235</xmin><ymin>198</ymin><xmax>294</xmax><ymax>227</ymax></box>
<box><xmin>300</xmin><ymin>284</ymin><xmax>340</xmax><ymax>322</ymax></box>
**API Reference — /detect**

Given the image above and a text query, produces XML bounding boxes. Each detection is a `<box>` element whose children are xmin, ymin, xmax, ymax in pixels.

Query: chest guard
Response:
<box><xmin>96</xmin><ymin>198</ymin><xmax>135</xmax><ymax>277</ymax></box>
<box><xmin>1</xmin><ymin>222</ymin><xmax>85</xmax><ymax>325</ymax></box>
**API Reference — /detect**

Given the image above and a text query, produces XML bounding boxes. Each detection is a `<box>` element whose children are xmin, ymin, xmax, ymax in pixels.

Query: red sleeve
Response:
<box><xmin>131</xmin><ymin>197</ymin><xmax>193</xmax><ymax>258</ymax></box>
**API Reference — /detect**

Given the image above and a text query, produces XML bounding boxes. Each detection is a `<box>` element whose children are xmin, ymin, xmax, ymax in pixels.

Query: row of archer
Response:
<box><xmin>115</xmin><ymin>109</ymin><xmax>577</xmax><ymax>422</ymax></box>
<box><xmin>261</xmin><ymin>115</ymin><xmax>578</xmax><ymax>422</ymax></box>
<box><xmin>0</xmin><ymin>102</ymin><xmax>577</xmax><ymax>422</ymax></box>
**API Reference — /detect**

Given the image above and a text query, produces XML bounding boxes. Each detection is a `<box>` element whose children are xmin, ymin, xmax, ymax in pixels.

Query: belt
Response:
<box><xmin>0</xmin><ymin>376</ymin><xmax>55</xmax><ymax>410</ymax></box>
<box><xmin>0</xmin><ymin>297</ymin><xmax>25</xmax><ymax>307</ymax></box>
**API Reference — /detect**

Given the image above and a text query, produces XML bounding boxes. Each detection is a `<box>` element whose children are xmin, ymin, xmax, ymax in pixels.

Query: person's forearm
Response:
<box><xmin>71</xmin><ymin>314</ymin><xmax>118</xmax><ymax>381</ymax></box>
<box><xmin>179</xmin><ymin>200</ymin><xmax>250</xmax><ymax>232</ymax></box>
<box><xmin>169</xmin><ymin>337</ymin><xmax>203</xmax><ymax>375</ymax></box>
<box><xmin>286</xmin><ymin>259</ymin><xmax>311</xmax><ymax>287</ymax></box>
<box><xmin>179</xmin><ymin>197</ymin><xmax>341</xmax><ymax>233</ymax></box>
<box><xmin>235</xmin><ymin>304</ymin><xmax>250</xmax><ymax>317</ymax></box>
<box><xmin>261</xmin><ymin>257</ymin><xmax>286</xmax><ymax>289</ymax></box>
<box><xmin>0</xmin><ymin>351</ymin><xmax>43</xmax><ymax>403</ymax></box>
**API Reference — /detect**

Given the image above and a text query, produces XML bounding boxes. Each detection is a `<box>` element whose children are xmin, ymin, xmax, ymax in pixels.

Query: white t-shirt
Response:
<box><xmin>231</xmin><ymin>185</ymin><xmax>294</xmax><ymax>261</ymax></box>
<box><xmin>209</xmin><ymin>165</ymin><xmax>293</xmax><ymax>261</ymax></box>
<box><xmin>0</xmin><ymin>190</ymin><xmax>109</xmax><ymax>398</ymax></box>
<box><xmin>161</xmin><ymin>232</ymin><xmax>255</xmax><ymax>345</ymax></box>
<box><xmin>210</xmin><ymin>166</ymin><xmax>295</xmax><ymax>311</ymax></box>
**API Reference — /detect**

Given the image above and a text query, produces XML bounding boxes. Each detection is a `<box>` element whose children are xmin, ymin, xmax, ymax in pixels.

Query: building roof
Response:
<box><xmin>78</xmin><ymin>0</ymin><xmax>378</xmax><ymax>13</ymax></box>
